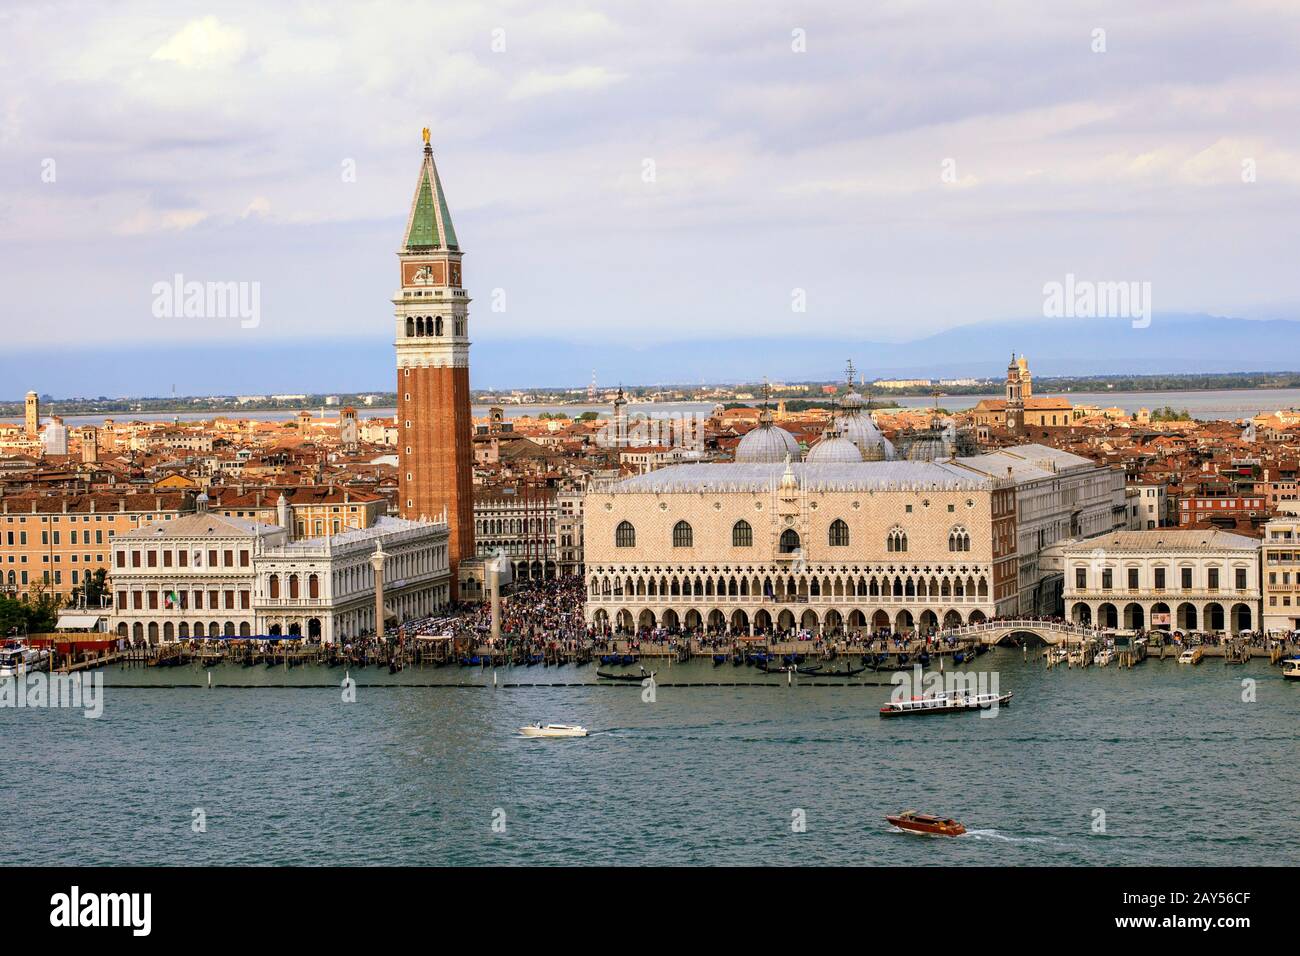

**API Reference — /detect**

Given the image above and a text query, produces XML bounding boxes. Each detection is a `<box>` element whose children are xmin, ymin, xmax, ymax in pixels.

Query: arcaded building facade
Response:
<box><xmin>1061</xmin><ymin>529</ymin><xmax>1260</xmax><ymax>634</ymax></box>
<box><xmin>584</xmin><ymin>460</ymin><xmax>1020</xmax><ymax>637</ymax></box>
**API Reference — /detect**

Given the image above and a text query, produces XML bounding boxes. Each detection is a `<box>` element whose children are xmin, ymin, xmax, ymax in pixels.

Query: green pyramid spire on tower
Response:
<box><xmin>403</xmin><ymin>137</ymin><xmax>459</xmax><ymax>252</ymax></box>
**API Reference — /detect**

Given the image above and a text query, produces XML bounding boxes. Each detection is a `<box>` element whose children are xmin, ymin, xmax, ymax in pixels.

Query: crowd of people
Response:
<box><xmin>110</xmin><ymin>578</ymin><xmax>1300</xmax><ymax>662</ymax></box>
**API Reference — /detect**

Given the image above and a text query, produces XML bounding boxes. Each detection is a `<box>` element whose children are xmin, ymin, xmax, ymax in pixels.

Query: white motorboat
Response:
<box><xmin>1094</xmin><ymin>647</ymin><xmax>1115</xmax><ymax>667</ymax></box>
<box><xmin>0</xmin><ymin>642</ymin><xmax>49</xmax><ymax>679</ymax></box>
<box><xmin>1282</xmin><ymin>658</ymin><xmax>1300</xmax><ymax>682</ymax></box>
<box><xmin>519</xmin><ymin>722</ymin><xmax>588</xmax><ymax>738</ymax></box>
<box><xmin>1178</xmin><ymin>647</ymin><xmax>1204</xmax><ymax>665</ymax></box>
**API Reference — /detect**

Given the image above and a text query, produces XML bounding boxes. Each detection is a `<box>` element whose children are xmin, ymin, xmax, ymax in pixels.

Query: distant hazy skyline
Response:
<box><xmin>3</xmin><ymin>1</ymin><xmax>1300</xmax><ymax>386</ymax></box>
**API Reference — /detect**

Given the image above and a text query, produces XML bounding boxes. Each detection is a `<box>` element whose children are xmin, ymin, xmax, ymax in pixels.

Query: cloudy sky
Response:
<box><xmin>2</xmin><ymin>0</ymin><xmax>1299</xmax><ymax>388</ymax></box>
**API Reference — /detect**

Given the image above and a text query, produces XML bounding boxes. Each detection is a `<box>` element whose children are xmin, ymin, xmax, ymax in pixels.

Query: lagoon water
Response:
<box><xmin>54</xmin><ymin>387</ymin><xmax>1300</xmax><ymax>428</ymax></box>
<box><xmin>2</xmin><ymin>651</ymin><xmax>1296</xmax><ymax>866</ymax></box>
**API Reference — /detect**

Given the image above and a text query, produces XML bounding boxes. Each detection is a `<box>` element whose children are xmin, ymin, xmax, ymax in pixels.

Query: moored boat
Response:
<box><xmin>0</xmin><ymin>642</ymin><xmax>50</xmax><ymax>679</ymax></box>
<box><xmin>815</xmin><ymin>664</ymin><xmax>867</xmax><ymax>677</ymax></box>
<box><xmin>1282</xmin><ymin>658</ymin><xmax>1300</xmax><ymax>682</ymax></box>
<box><xmin>886</xmin><ymin>810</ymin><xmax>966</xmax><ymax>836</ymax></box>
<box><xmin>1177</xmin><ymin>647</ymin><xmax>1204</xmax><ymax>665</ymax></box>
<box><xmin>595</xmin><ymin>667</ymin><xmax>655</xmax><ymax>682</ymax></box>
<box><xmin>879</xmin><ymin>691</ymin><xmax>1012</xmax><ymax>718</ymax></box>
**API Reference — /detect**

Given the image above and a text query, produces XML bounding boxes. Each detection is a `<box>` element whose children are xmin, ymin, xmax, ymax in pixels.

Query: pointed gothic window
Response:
<box><xmin>948</xmin><ymin>526</ymin><xmax>971</xmax><ymax>552</ymax></box>
<box><xmin>779</xmin><ymin>529</ymin><xmax>801</xmax><ymax>554</ymax></box>
<box><xmin>829</xmin><ymin>519</ymin><xmax>850</xmax><ymax>547</ymax></box>
<box><xmin>615</xmin><ymin>521</ymin><xmax>635</xmax><ymax>548</ymax></box>
<box><xmin>732</xmin><ymin>520</ymin><xmax>753</xmax><ymax>547</ymax></box>
<box><xmin>672</xmin><ymin>521</ymin><xmax>693</xmax><ymax>548</ymax></box>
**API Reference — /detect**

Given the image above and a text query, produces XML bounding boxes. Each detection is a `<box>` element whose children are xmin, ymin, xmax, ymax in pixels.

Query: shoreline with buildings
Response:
<box><xmin>3</xmin><ymin>137</ymin><xmax>1300</xmax><ymax>683</ymax></box>
<box><xmin>8</xmin><ymin>377</ymin><xmax>1300</xmax><ymax>421</ymax></box>
<box><xmin>9</xmin><ymin>385</ymin><xmax>1300</xmax><ymax>433</ymax></box>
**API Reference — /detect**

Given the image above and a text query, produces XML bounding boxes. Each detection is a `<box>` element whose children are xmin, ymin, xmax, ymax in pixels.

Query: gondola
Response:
<box><xmin>595</xmin><ymin>668</ymin><xmax>655</xmax><ymax>682</ymax></box>
<box><xmin>712</xmin><ymin>654</ymin><xmax>727</xmax><ymax>666</ymax></box>
<box><xmin>793</xmin><ymin>664</ymin><xmax>824</xmax><ymax>675</ymax></box>
<box><xmin>816</xmin><ymin>664</ymin><xmax>868</xmax><ymax>677</ymax></box>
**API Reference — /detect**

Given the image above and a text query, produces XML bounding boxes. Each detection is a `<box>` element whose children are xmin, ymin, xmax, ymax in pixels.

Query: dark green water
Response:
<box><xmin>2</xmin><ymin>650</ymin><xmax>1296</xmax><ymax>865</ymax></box>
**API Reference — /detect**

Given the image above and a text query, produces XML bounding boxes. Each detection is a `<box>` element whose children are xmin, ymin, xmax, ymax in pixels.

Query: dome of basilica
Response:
<box><xmin>805</xmin><ymin>431</ymin><xmax>864</xmax><ymax>463</ymax></box>
<box><xmin>834</xmin><ymin>388</ymin><xmax>895</xmax><ymax>461</ymax></box>
<box><xmin>735</xmin><ymin>409</ymin><xmax>802</xmax><ymax>463</ymax></box>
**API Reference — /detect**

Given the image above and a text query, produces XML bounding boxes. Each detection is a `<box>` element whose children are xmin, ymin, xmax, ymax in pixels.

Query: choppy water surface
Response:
<box><xmin>2</xmin><ymin>651</ymin><xmax>1296</xmax><ymax>865</ymax></box>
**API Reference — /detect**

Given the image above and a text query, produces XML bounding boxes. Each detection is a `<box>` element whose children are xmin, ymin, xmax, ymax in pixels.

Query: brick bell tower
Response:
<box><xmin>395</xmin><ymin>129</ymin><xmax>475</xmax><ymax>598</ymax></box>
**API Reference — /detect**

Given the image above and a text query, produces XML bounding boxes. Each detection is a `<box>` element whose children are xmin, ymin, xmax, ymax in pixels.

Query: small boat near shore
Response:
<box><xmin>1282</xmin><ymin>658</ymin><xmax>1300</xmax><ymax>682</ymax></box>
<box><xmin>1177</xmin><ymin>647</ymin><xmax>1204</xmax><ymax>665</ymax></box>
<box><xmin>0</xmin><ymin>642</ymin><xmax>50</xmax><ymax>679</ymax></box>
<box><xmin>595</xmin><ymin>667</ymin><xmax>655</xmax><ymax>682</ymax></box>
<box><xmin>812</xmin><ymin>664</ymin><xmax>868</xmax><ymax>677</ymax></box>
<box><xmin>879</xmin><ymin>691</ymin><xmax>1012</xmax><ymax>718</ymax></box>
<box><xmin>886</xmin><ymin>810</ymin><xmax>966</xmax><ymax>836</ymax></box>
<box><xmin>519</xmin><ymin>723</ymin><xmax>588</xmax><ymax>738</ymax></box>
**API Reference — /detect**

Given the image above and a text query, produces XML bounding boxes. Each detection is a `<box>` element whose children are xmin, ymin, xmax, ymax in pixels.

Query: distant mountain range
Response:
<box><xmin>5</xmin><ymin>313</ymin><xmax>1299</xmax><ymax>397</ymax></box>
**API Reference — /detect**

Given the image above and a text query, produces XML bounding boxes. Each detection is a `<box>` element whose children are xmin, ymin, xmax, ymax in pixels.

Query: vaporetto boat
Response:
<box><xmin>879</xmin><ymin>691</ymin><xmax>1012</xmax><ymax>718</ymax></box>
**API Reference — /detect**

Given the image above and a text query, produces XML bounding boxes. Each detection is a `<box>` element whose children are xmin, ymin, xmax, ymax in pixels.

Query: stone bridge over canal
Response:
<box><xmin>939</xmin><ymin>619</ymin><xmax>1100</xmax><ymax>647</ymax></box>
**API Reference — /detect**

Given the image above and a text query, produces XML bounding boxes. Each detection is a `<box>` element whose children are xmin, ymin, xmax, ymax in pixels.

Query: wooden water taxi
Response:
<box><xmin>1282</xmin><ymin>658</ymin><xmax>1300</xmax><ymax>682</ymax></box>
<box><xmin>886</xmin><ymin>810</ymin><xmax>966</xmax><ymax>836</ymax></box>
<box><xmin>1177</xmin><ymin>647</ymin><xmax>1204</xmax><ymax>665</ymax></box>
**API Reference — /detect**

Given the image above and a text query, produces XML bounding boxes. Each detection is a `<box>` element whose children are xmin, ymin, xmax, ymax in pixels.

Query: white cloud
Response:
<box><xmin>152</xmin><ymin>16</ymin><xmax>247</xmax><ymax>70</ymax></box>
<box><xmin>242</xmin><ymin>196</ymin><xmax>272</xmax><ymax>219</ymax></box>
<box><xmin>509</xmin><ymin>66</ymin><xmax>626</xmax><ymax>99</ymax></box>
<box><xmin>0</xmin><ymin>0</ymin><xmax>1297</xmax><ymax>350</ymax></box>
<box><xmin>115</xmin><ymin>208</ymin><xmax>208</xmax><ymax>236</ymax></box>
